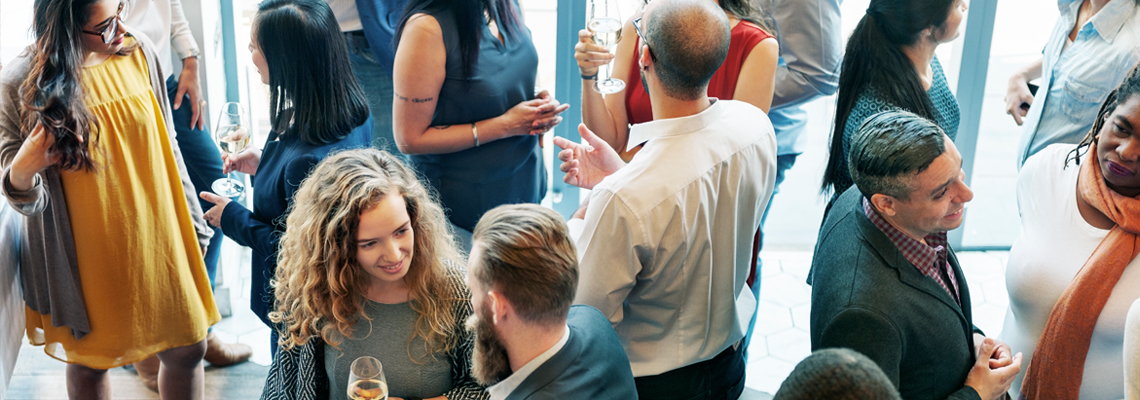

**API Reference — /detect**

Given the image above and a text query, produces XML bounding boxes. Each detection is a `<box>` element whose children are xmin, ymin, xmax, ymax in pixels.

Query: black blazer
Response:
<box><xmin>809</xmin><ymin>187</ymin><xmax>982</xmax><ymax>400</ymax></box>
<box><xmin>505</xmin><ymin>305</ymin><xmax>638</xmax><ymax>400</ymax></box>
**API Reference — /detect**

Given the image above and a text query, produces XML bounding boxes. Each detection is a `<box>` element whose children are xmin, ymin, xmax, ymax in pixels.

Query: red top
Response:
<box><xmin>624</xmin><ymin>20</ymin><xmax>773</xmax><ymax>124</ymax></box>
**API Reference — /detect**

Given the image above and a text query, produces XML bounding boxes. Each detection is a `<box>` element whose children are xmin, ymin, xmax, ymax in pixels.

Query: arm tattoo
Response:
<box><xmin>394</xmin><ymin>93</ymin><xmax>434</xmax><ymax>103</ymax></box>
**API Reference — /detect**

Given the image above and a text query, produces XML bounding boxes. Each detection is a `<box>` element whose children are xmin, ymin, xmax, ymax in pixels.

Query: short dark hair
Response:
<box><xmin>471</xmin><ymin>204</ymin><xmax>578</xmax><ymax>326</ymax></box>
<box><xmin>644</xmin><ymin>0</ymin><xmax>730</xmax><ymax>100</ymax></box>
<box><xmin>773</xmin><ymin>348</ymin><xmax>901</xmax><ymax>400</ymax></box>
<box><xmin>848</xmin><ymin>110</ymin><xmax>946</xmax><ymax>200</ymax></box>
<box><xmin>255</xmin><ymin>0</ymin><xmax>370</xmax><ymax>145</ymax></box>
<box><xmin>1069</xmin><ymin>61</ymin><xmax>1140</xmax><ymax>166</ymax></box>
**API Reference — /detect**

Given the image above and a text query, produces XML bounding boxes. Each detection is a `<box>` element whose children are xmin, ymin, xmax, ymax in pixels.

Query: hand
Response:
<box><xmin>222</xmin><ymin>148</ymin><xmax>261</xmax><ymax>175</ymax></box>
<box><xmin>553</xmin><ymin>124</ymin><xmax>625</xmax><ymax>190</ymax></box>
<box><xmin>974</xmin><ymin>333</ymin><xmax>1015</xmax><ymax>369</ymax></box>
<box><xmin>571</xmin><ymin>195</ymin><xmax>590</xmax><ymax>220</ymax></box>
<box><xmin>964</xmin><ymin>337</ymin><xmax>1023</xmax><ymax>400</ymax></box>
<box><xmin>1004</xmin><ymin>73</ymin><xmax>1034</xmax><ymax>126</ymax></box>
<box><xmin>199</xmin><ymin>191</ymin><xmax>232</xmax><ymax>228</ymax></box>
<box><xmin>497</xmin><ymin>96</ymin><xmax>571</xmax><ymax>140</ymax></box>
<box><xmin>175</xmin><ymin>57</ymin><xmax>207</xmax><ymax>131</ymax></box>
<box><xmin>9</xmin><ymin>123</ymin><xmax>60</xmax><ymax>192</ymax></box>
<box><xmin>575</xmin><ymin>29</ymin><xmax>615</xmax><ymax>77</ymax></box>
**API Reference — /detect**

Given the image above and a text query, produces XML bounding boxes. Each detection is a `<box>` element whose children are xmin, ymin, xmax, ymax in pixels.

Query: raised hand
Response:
<box><xmin>1005</xmin><ymin>74</ymin><xmax>1035</xmax><ymax>126</ymax></box>
<box><xmin>553</xmin><ymin>123</ymin><xmax>625</xmax><ymax>190</ymax></box>
<box><xmin>575</xmin><ymin>28</ymin><xmax>615</xmax><ymax>77</ymax></box>
<box><xmin>222</xmin><ymin>148</ymin><xmax>262</xmax><ymax>176</ymax></box>
<box><xmin>9</xmin><ymin>123</ymin><xmax>60</xmax><ymax>191</ymax></box>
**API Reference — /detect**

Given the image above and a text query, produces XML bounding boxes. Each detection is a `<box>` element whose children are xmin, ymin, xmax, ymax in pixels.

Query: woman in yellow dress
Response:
<box><xmin>0</xmin><ymin>0</ymin><xmax>219</xmax><ymax>398</ymax></box>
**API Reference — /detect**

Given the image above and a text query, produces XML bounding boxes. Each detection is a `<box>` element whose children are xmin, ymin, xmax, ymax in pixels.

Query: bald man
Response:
<box><xmin>555</xmin><ymin>0</ymin><xmax>777</xmax><ymax>398</ymax></box>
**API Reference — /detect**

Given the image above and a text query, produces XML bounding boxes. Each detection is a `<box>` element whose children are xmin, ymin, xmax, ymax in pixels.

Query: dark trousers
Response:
<box><xmin>166</xmin><ymin>75</ymin><xmax>225</xmax><ymax>287</ymax></box>
<box><xmin>634</xmin><ymin>342</ymin><xmax>746</xmax><ymax>400</ymax></box>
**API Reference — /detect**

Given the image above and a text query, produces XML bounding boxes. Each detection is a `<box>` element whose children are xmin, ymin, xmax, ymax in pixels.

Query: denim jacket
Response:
<box><xmin>1017</xmin><ymin>0</ymin><xmax>1140</xmax><ymax>167</ymax></box>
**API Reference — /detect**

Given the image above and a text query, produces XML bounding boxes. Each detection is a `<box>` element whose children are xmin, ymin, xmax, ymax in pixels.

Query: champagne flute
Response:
<box><xmin>347</xmin><ymin>356</ymin><xmax>388</xmax><ymax>400</ymax></box>
<box><xmin>588</xmin><ymin>0</ymin><xmax>624</xmax><ymax>94</ymax></box>
<box><xmin>210</xmin><ymin>102</ymin><xmax>250</xmax><ymax>197</ymax></box>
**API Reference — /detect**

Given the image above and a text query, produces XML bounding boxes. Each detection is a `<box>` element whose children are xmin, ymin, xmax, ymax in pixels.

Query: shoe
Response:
<box><xmin>203</xmin><ymin>331</ymin><xmax>252</xmax><ymax>367</ymax></box>
<box><xmin>132</xmin><ymin>355</ymin><xmax>160</xmax><ymax>393</ymax></box>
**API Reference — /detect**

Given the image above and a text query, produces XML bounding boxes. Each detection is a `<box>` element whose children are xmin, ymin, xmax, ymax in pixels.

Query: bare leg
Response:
<box><xmin>155</xmin><ymin>339</ymin><xmax>207</xmax><ymax>400</ymax></box>
<box><xmin>66</xmin><ymin>364</ymin><xmax>111</xmax><ymax>400</ymax></box>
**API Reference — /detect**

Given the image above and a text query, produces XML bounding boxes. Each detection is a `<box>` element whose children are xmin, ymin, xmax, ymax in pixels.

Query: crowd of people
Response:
<box><xmin>0</xmin><ymin>0</ymin><xmax>1139</xmax><ymax>399</ymax></box>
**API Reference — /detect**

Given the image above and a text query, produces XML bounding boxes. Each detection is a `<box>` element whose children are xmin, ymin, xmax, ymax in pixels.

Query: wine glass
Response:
<box><xmin>347</xmin><ymin>356</ymin><xmax>388</xmax><ymax>400</ymax></box>
<box><xmin>210</xmin><ymin>102</ymin><xmax>250</xmax><ymax>197</ymax></box>
<box><xmin>588</xmin><ymin>0</ymin><xmax>624</xmax><ymax>94</ymax></box>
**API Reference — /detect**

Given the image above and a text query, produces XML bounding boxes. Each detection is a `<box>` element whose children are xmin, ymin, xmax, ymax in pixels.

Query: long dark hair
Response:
<box><xmin>255</xmin><ymin>0</ymin><xmax>370</xmax><ymax>145</ymax></box>
<box><xmin>394</xmin><ymin>0</ymin><xmax>526</xmax><ymax>80</ymax></box>
<box><xmin>820</xmin><ymin>0</ymin><xmax>955</xmax><ymax>195</ymax></box>
<box><xmin>21</xmin><ymin>0</ymin><xmax>137</xmax><ymax>171</ymax></box>
<box><xmin>1067</xmin><ymin>62</ymin><xmax>1140</xmax><ymax>167</ymax></box>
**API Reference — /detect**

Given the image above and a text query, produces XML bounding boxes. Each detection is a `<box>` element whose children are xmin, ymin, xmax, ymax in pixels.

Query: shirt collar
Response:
<box><xmin>626</xmin><ymin>98</ymin><xmax>722</xmax><ymax>152</ymax></box>
<box><xmin>862</xmin><ymin>197</ymin><xmax>947</xmax><ymax>270</ymax></box>
<box><xmin>1064</xmin><ymin>0</ymin><xmax>1137</xmax><ymax>43</ymax></box>
<box><xmin>487</xmin><ymin>326</ymin><xmax>571</xmax><ymax>400</ymax></box>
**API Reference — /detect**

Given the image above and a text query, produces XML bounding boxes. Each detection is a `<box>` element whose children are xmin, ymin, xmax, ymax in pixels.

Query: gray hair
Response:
<box><xmin>848</xmin><ymin>110</ymin><xmax>947</xmax><ymax>200</ymax></box>
<box><xmin>644</xmin><ymin>0</ymin><xmax>731</xmax><ymax>100</ymax></box>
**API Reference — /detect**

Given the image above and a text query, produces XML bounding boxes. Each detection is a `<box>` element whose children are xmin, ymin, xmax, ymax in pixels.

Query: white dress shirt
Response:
<box><xmin>124</xmin><ymin>0</ymin><xmax>201</xmax><ymax>78</ymax></box>
<box><xmin>487</xmin><ymin>326</ymin><xmax>570</xmax><ymax>400</ymax></box>
<box><xmin>570</xmin><ymin>99</ymin><xmax>776</xmax><ymax>377</ymax></box>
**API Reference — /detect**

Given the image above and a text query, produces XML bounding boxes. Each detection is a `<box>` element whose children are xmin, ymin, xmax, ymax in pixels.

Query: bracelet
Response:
<box><xmin>471</xmin><ymin>122</ymin><xmax>480</xmax><ymax>147</ymax></box>
<box><xmin>581</xmin><ymin>72</ymin><xmax>598</xmax><ymax>80</ymax></box>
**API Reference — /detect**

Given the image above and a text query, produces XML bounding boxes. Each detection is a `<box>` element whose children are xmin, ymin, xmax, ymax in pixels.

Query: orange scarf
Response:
<box><xmin>1020</xmin><ymin>152</ymin><xmax>1140</xmax><ymax>400</ymax></box>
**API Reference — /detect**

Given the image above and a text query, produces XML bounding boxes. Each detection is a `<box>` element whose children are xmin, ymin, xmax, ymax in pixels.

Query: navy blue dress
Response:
<box><xmin>409</xmin><ymin>7</ymin><xmax>546</xmax><ymax>232</ymax></box>
<box><xmin>221</xmin><ymin>116</ymin><xmax>373</xmax><ymax>326</ymax></box>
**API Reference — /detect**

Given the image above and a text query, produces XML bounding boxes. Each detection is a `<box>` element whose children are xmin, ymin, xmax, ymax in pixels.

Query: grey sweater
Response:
<box><xmin>0</xmin><ymin>32</ymin><xmax>212</xmax><ymax>339</ymax></box>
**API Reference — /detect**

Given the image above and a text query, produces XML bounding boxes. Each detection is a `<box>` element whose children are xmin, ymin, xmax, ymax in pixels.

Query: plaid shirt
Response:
<box><xmin>863</xmin><ymin>198</ymin><xmax>960</xmax><ymax>303</ymax></box>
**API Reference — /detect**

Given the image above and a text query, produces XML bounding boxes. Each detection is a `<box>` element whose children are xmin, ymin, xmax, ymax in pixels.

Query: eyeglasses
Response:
<box><xmin>83</xmin><ymin>1</ymin><xmax>129</xmax><ymax>44</ymax></box>
<box><xmin>632</xmin><ymin>17</ymin><xmax>657</xmax><ymax>63</ymax></box>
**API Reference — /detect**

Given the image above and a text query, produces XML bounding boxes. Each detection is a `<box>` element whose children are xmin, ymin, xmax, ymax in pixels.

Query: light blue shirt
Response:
<box><xmin>764</xmin><ymin>0</ymin><xmax>843</xmax><ymax>155</ymax></box>
<box><xmin>1017</xmin><ymin>0</ymin><xmax>1140</xmax><ymax>167</ymax></box>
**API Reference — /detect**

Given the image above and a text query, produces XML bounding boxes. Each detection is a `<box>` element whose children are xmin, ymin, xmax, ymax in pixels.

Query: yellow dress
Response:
<box><xmin>24</xmin><ymin>40</ymin><xmax>220</xmax><ymax>369</ymax></box>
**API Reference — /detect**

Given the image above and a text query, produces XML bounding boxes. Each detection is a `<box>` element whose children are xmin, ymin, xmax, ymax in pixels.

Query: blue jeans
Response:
<box><xmin>166</xmin><ymin>76</ymin><xmax>225</xmax><ymax>288</ymax></box>
<box><xmin>344</xmin><ymin>31</ymin><xmax>397</xmax><ymax>155</ymax></box>
<box><xmin>743</xmin><ymin>153</ymin><xmax>798</xmax><ymax>358</ymax></box>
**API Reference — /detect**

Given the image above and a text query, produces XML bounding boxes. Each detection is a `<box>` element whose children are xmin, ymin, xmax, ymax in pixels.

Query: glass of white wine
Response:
<box><xmin>211</xmin><ymin>102</ymin><xmax>250</xmax><ymax>197</ymax></box>
<box><xmin>348</xmin><ymin>356</ymin><xmax>388</xmax><ymax>400</ymax></box>
<box><xmin>588</xmin><ymin>0</ymin><xmax>624</xmax><ymax>94</ymax></box>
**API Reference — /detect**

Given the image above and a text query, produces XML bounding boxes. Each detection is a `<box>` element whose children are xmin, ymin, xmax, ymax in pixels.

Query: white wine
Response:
<box><xmin>348</xmin><ymin>379</ymin><xmax>388</xmax><ymax>400</ymax></box>
<box><xmin>217</xmin><ymin>125</ymin><xmax>249</xmax><ymax>154</ymax></box>
<box><xmin>588</xmin><ymin>17</ymin><xmax>622</xmax><ymax>48</ymax></box>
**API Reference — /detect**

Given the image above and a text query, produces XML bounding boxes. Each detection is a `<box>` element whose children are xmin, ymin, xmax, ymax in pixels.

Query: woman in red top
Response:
<box><xmin>575</xmin><ymin>0</ymin><xmax>778</xmax><ymax>160</ymax></box>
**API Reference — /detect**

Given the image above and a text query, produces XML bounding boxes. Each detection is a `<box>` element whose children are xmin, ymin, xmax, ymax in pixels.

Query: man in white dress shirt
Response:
<box><xmin>553</xmin><ymin>0</ymin><xmax>776</xmax><ymax>397</ymax></box>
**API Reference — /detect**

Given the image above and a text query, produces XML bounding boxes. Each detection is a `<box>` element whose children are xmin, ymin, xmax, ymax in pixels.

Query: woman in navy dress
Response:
<box><xmin>199</xmin><ymin>0</ymin><xmax>372</xmax><ymax>347</ymax></box>
<box><xmin>391</xmin><ymin>0</ymin><xmax>570</xmax><ymax>249</ymax></box>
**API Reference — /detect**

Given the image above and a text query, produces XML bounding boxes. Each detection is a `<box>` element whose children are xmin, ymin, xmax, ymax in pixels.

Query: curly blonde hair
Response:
<box><xmin>270</xmin><ymin>148</ymin><xmax>466</xmax><ymax>360</ymax></box>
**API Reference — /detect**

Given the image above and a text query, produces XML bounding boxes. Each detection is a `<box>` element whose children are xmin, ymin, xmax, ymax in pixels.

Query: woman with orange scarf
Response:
<box><xmin>1000</xmin><ymin>63</ymin><xmax>1140</xmax><ymax>400</ymax></box>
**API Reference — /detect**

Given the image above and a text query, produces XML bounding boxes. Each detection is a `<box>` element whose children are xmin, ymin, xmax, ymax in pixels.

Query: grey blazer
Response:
<box><xmin>0</xmin><ymin>32</ymin><xmax>212</xmax><ymax>339</ymax></box>
<box><xmin>809</xmin><ymin>187</ymin><xmax>982</xmax><ymax>400</ymax></box>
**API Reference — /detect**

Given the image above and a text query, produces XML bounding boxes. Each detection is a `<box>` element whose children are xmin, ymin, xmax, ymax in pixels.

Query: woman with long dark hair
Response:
<box><xmin>392</xmin><ymin>0</ymin><xmax>570</xmax><ymax>249</ymax></box>
<box><xmin>198</xmin><ymin>0</ymin><xmax>372</xmax><ymax>347</ymax></box>
<box><xmin>261</xmin><ymin>149</ymin><xmax>485</xmax><ymax>400</ymax></box>
<box><xmin>0</xmin><ymin>0</ymin><xmax>218</xmax><ymax>398</ymax></box>
<box><xmin>574</xmin><ymin>0</ymin><xmax>779</xmax><ymax>159</ymax></box>
<box><xmin>821</xmin><ymin>0</ymin><xmax>968</xmax><ymax>200</ymax></box>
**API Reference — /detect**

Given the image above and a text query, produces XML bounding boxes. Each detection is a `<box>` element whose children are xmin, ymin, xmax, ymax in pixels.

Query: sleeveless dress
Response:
<box><xmin>409</xmin><ymin>6</ymin><xmax>545</xmax><ymax>233</ymax></box>
<box><xmin>625</xmin><ymin>20</ymin><xmax>774</xmax><ymax>124</ymax></box>
<box><xmin>24</xmin><ymin>41</ymin><xmax>220</xmax><ymax>369</ymax></box>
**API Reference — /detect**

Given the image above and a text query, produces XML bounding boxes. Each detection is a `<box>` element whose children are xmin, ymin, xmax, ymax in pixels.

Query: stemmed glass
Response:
<box><xmin>210</xmin><ymin>102</ymin><xmax>250</xmax><ymax>197</ymax></box>
<box><xmin>347</xmin><ymin>356</ymin><xmax>388</xmax><ymax>400</ymax></box>
<box><xmin>588</xmin><ymin>0</ymin><xmax>624</xmax><ymax>94</ymax></box>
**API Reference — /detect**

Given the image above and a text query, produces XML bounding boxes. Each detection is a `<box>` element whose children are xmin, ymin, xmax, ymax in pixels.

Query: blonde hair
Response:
<box><xmin>270</xmin><ymin>149</ymin><xmax>466</xmax><ymax>359</ymax></box>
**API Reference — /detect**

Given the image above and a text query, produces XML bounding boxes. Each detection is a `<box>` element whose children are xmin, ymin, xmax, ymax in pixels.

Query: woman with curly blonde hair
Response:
<box><xmin>262</xmin><ymin>148</ymin><xmax>487</xmax><ymax>400</ymax></box>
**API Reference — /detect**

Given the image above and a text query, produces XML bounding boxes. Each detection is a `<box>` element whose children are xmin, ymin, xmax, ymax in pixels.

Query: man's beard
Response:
<box><xmin>466</xmin><ymin>301</ymin><xmax>512</xmax><ymax>386</ymax></box>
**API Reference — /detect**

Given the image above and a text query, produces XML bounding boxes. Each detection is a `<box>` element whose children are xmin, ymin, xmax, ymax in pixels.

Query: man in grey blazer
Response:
<box><xmin>809</xmin><ymin>111</ymin><xmax>1021</xmax><ymax>400</ymax></box>
<box><xmin>466</xmin><ymin>204</ymin><xmax>637</xmax><ymax>400</ymax></box>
